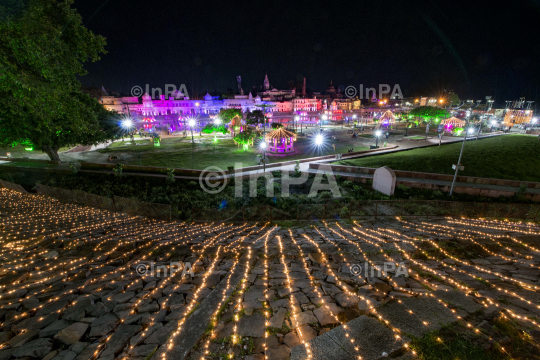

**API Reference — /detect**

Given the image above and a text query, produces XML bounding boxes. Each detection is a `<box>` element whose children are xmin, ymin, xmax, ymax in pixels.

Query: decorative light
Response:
<box><xmin>121</xmin><ymin>119</ymin><xmax>133</xmax><ymax>128</ymax></box>
<box><xmin>314</xmin><ymin>134</ymin><xmax>323</xmax><ymax>146</ymax></box>
<box><xmin>188</xmin><ymin>119</ymin><xmax>196</xmax><ymax>127</ymax></box>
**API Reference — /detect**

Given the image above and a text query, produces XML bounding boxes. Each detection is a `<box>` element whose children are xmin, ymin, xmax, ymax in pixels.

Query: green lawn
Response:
<box><xmin>334</xmin><ymin>135</ymin><xmax>540</xmax><ymax>181</ymax></box>
<box><xmin>1</xmin><ymin>144</ymin><xmax>72</xmax><ymax>157</ymax></box>
<box><xmin>99</xmin><ymin>134</ymin><xmax>369</xmax><ymax>169</ymax></box>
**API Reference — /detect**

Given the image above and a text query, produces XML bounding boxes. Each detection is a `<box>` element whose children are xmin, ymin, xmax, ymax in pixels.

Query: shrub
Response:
<box><xmin>294</xmin><ymin>160</ymin><xmax>300</xmax><ymax>173</ymax></box>
<box><xmin>339</xmin><ymin>206</ymin><xmax>349</xmax><ymax>219</ymax></box>
<box><xmin>113</xmin><ymin>164</ymin><xmax>123</xmax><ymax>177</ymax></box>
<box><xmin>165</xmin><ymin>168</ymin><xmax>175</xmax><ymax>183</ymax></box>
<box><xmin>319</xmin><ymin>191</ymin><xmax>332</xmax><ymax>200</ymax></box>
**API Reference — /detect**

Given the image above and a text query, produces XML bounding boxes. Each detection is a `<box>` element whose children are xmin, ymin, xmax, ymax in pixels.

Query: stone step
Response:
<box><xmin>291</xmin><ymin>315</ymin><xmax>411</xmax><ymax>360</ymax></box>
<box><xmin>376</xmin><ymin>291</ymin><xmax>481</xmax><ymax>339</ymax></box>
<box><xmin>292</xmin><ymin>290</ymin><xmax>479</xmax><ymax>360</ymax></box>
<box><xmin>152</xmin><ymin>262</ymin><xmax>253</xmax><ymax>360</ymax></box>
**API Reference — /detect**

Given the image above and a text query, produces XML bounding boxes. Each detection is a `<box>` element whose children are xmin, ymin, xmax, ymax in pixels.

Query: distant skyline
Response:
<box><xmin>76</xmin><ymin>0</ymin><xmax>540</xmax><ymax>109</ymax></box>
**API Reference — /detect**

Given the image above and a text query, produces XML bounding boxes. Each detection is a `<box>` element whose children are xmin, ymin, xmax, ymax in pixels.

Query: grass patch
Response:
<box><xmin>410</xmin><ymin>324</ymin><xmax>498</xmax><ymax>360</ymax></box>
<box><xmin>99</xmin><ymin>134</ymin><xmax>369</xmax><ymax>170</ymax></box>
<box><xmin>334</xmin><ymin>135</ymin><xmax>540</xmax><ymax>181</ymax></box>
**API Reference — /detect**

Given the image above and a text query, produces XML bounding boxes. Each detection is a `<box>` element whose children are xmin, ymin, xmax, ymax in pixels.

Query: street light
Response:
<box><xmin>121</xmin><ymin>119</ymin><xmax>133</xmax><ymax>128</ymax></box>
<box><xmin>188</xmin><ymin>118</ymin><xmax>196</xmax><ymax>143</ymax></box>
<box><xmin>375</xmin><ymin>130</ymin><xmax>382</xmax><ymax>147</ymax></box>
<box><xmin>214</xmin><ymin>117</ymin><xmax>222</xmax><ymax>125</ymax></box>
<box><xmin>491</xmin><ymin>120</ymin><xmax>497</xmax><ymax>132</ymax></box>
<box><xmin>260</xmin><ymin>141</ymin><xmax>267</xmax><ymax>172</ymax></box>
<box><xmin>294</xmin><ymin>115</ymin><xmax>299</xmax><ymax>132</ymax></box>
<box><xmin>314</xmin><ymin>133</ymin><xmax>324</xmax><ymax>156</ymax></box>
<box><xmin>450</xmin><ymin>127</ymin><xmax>474</xmax><ymax>196</ymax></box>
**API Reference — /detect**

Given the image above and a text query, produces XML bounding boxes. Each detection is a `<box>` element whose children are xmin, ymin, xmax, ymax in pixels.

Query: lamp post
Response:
<box><xmin>294</xmin><ymin>115</ymin><xmax>299</xmax><ymax>132</ymax></box>
<box><xmin>188</xmin><ymin>119</ymin><xmax>196</xmax><ymax>143</ymax></box>
<box><xmin>315</xmin><ymin>133</ymin><xmax>323</xmax><ymax>157</ymax></box>
<box><xmin>449</xmin><ymin>127</ymin><xmax>474</xmax><ymax>196</ymax></box>
<box><xmin>121</xmin><ymin>118</ymin><xmax>133</xmax><ymax>130</ymax></box>
<box><xmin>375</xmin><ymin>130</ymin><xmax>382</xmax><ymax>147</ymax></box>
<box><xmin>260</xmin><ymin>141</ymin><xmax>267</xmax><ymax>173</ymax></box>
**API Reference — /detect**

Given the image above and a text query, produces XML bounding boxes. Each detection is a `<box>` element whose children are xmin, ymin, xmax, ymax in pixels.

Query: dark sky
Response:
<box><xmin>76</xmin><ymin>0</ymin><xmax>540</xmax><ymax>108</ymax></box>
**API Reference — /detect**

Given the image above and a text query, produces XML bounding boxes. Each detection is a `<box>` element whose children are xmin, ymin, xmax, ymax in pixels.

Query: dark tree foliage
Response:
<box><xmin>218</xmin><ymin>108</ymin><xmax>242</xmax><ymax>124</ymax></box>
<box><xmin>0</xmin><ymin>0</ymin><xmax>117</xmax><ymax>161</ymax></box>
<box><xmin>408</xmin><ymin>106</ymin><xmax>450</xmax><ymax>122</ymax></box>
<box><xmin>245</xmin><ymin>110</ymin><xmax>265</xmax><ymax>125</ymax></box>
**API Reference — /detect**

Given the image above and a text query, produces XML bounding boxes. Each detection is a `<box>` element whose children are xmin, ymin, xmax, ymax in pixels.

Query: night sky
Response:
<box><xmin>76</xmin><ymin>0</ymin><xmax>540</xmax><ymax>108</ymax></box>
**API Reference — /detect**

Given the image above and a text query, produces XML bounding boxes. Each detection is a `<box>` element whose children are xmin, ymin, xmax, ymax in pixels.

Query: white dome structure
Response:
<box><xmin>204</xmin><ymin>93</ymin><xmax>213</xmax><ymax>101</ymax></box>
<box><xmin>142</xmin><ymin>93</ymin><xmax>153</xmax><ymax>107</ymax></box>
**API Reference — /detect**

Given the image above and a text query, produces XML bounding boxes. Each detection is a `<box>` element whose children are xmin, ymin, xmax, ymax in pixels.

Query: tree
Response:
<box><xmin>218</xmin><ymin>108</ymin><xmax>242</xmax><ymax>124</ymax></box>
<box><xmin>245</xmin><ymin>110</ymin><xmax>265</xmax><ymax>125</ymax></box>
<box><xmin>408</xmin><ymin>106</ymin><xmax>449</xmax><ymax>123</ymax></box>
<box><xmin>0</xmin><ymin>0</ymin><xmax>112</xmax><ymax>161</ymax></box>
<box><xmin>448</xmin><ymin>93</ymin><xmax>460</xmax><ymax>106</ymax></box>
<box><xmin>233</xmin><ymin>129</ymin><xmax>257</xmax><ymax>150</ymax></box>
<box><xmin>201</xmin><ymin>123</ymin><xmax>228</xmax><ymax>134</ymax></box>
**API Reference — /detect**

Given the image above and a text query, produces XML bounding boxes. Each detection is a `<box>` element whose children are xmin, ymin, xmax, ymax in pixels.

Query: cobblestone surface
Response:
<box><xmin>1</xmin><ymin>189</ymin><xmax>540</xmax><ymax>359</ymax></box>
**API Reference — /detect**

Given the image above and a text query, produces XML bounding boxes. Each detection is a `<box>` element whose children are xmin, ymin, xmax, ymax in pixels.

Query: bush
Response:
<box><xmin>319</xmin><ymin>191</ymin><xmax>332</xmax><ymax>200</ymax></box>
<box><xmin>113</xmin><ymin>164</ymin><xmax>123</xmax><ymax>177</ymax></box>
<box><xmin>339</xmin><ymin>206</ymin><xmax>350</xmax><ymax>219</ymax></box>
<box><xmin>165</xmin><ymin>168</ymin><xmax>175</xmax><ymax>183</ymax></box>
<box><xmin>294</xmin><ymin>160</ymin><xmax>300</xmax><ymax>173</ymax></box>
<box><xmin>202</xmin><ymin>123</ymin><xmax>228</xmax><ymax>134</ymax></box>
